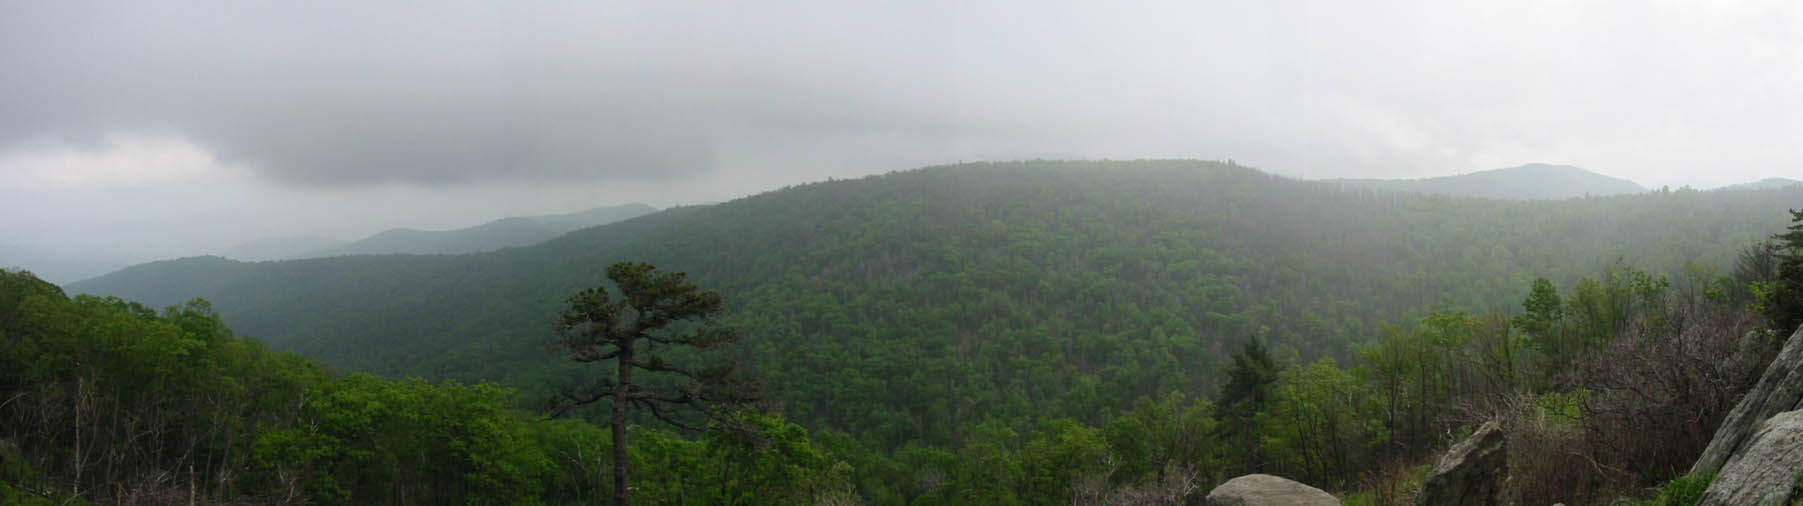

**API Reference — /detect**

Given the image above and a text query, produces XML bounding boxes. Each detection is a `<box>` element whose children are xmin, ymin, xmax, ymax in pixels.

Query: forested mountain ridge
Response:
<box><xmin>1329</xmin><ymin>163</ymin><xmax>1647</xmax><ymax>199</ymax></box>
<box><xmin>0</xmin><ymin>268</ymin><xmax>840</xmax><ymax>505</ymax></box>
<box><xmin>68</xmin><ymin>160</ymin><xmax>1803</xmax><ymax>449</ymax></box>
<box><xmin>1719</xmin><ymin>177</ymin><xmax>1803</xmax><ymax>190</ymax></box>
<box><xmin>217</xmin><ymin>235</ymin><xmax>349</xmax><ymax>261</ymax></box>
<box><xmin>287</xmin><ymin>202</ymin><xmax>659</xmax><ymax>258</ymax></box>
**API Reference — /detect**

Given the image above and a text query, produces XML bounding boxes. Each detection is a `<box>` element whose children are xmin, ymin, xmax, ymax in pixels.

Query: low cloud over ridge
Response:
<box><xmin>3</xmin><ymin>1</ymin><xmax>1801</xmax><ymax>189</ymax></box>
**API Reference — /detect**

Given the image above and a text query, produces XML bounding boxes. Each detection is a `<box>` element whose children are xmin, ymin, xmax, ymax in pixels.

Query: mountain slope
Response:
<box><xmin>216</xmin><ymin>235</ymin><xmax>349</xmax><ymax>261</ymax></box>
<box><xmin>297</xmin><ymin>203</ymin><xmax>657</xmax><ymax>258</ymax></box>
<box><xmin>1330</xmin><ymin>163</ymin><xmax>1647</xmax><ymax>199</ymax></box>
<box><xmin>1718</xmin><ymin>177</ymin><xmax>1803</xmax><ymax>190</ymax></box>
<box><xmin>302</xmin><ymin>217</ymin><xmax>557</xmax><ymax>257</ymax></box>
<box><xmin>525</xmin><ymin>202</ymin><xmax>660</xmax><ymax>233</ymax></box>
<box><xmin>70</xmin><ymin>160</ymin><xmax>1802</xmax><ymax>447</ymax></box>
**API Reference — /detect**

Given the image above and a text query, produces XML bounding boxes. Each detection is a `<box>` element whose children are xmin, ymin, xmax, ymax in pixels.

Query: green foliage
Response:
<box><xmin>1217</xmin><ymin>338</ymin><xmax>1280</xmax><ymax>472</ymax></box>
<box><xmin>0</xmin><ymin>268</ymin><xmax>841</xmax><ymax>504</ymax></box>
<box><xmin>38</xmin><ymin>164</ymin><xmax>1803</xmax><ymax>504</ymax></box>
<box><xmin>1264</xmin><ymin>358</ymin><xmax>1376</xmax><ymax>488</ymax></box>
<box><xmin>1</xmin><ymin>440</ymin><xmax>86</xmax><ymax>506</ymax></box>
<box><xmin>1104</xmin><ymin>392</ymin><xmax>1220</xmax><ymax>484</ymax></box>
<box><xmin>1763</xmin><ymin>209</ymin><xmax>1803</xmax><ymax>332</ymax></box>
<box><xmin>702</xmin><ymin>412</ymin><xmax>836</xmax><ymax>506</ymax></box>
<box><xmin>1019</xmin><ymin>419</ymin><xmax>1109</xmax><ymax>505</ymax></box>
<box><xmin>4</xmin><ymin>233</ymin><xmax>1781</xmax><ymax>504</ymax></box>
<box><xmin>68</xmin><ymin>161</ymin><xmax>1803</xmax><ymax>453</ymax></box>
<box><xmin>249</xmin><ymin>375</ymin><xmax>548</xmax><ymax>504</ymax></box>
<box><xmin>1532</xmin><ymin>390</ymin><xmax>1588</xmax><ymax>428</ymax></box>
<box><xmin>1514</xmin><ymin>277</ymin><xmax>1565</xmax><ymax>356</ymax></box>
<box><xmin>550</xmin><ymin>261</ymin><xmax>763</xmax><ymax>506</ymax></box>
<box><xmin>1624</xmin><ymin>471</ymin><xmax>1714</xmax><ymax>506</ymax></box>
<box><xmin>549</xmin><ymin>260</ymin><xmax>756</xmax><ymax>421</ymax></box>
<box><xmin>1219</xmin><ymin>339</ymin><xmax>1280</xmax><ymax>417</ymax></box>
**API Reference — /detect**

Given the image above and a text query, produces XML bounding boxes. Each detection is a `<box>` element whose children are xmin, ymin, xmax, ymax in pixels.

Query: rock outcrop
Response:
<box><xmin>1693</xmin><ymin>326</ymin><xmax>1803</xmax><ymax>474</ymax></box>
<box><xmin>1206</xmin><ymin>474</ymin><xmax>1340</xmax><ymax>506</ymax></box>
<box><xmin>1416</xmin><ymin>421</ymin><xmax>1507</xmax><ymax>506</ymax></box>
<box><xmin>1698</xmin><ymin>409</ymin><xmax>1803</xmax><ymax>506</ymax></box>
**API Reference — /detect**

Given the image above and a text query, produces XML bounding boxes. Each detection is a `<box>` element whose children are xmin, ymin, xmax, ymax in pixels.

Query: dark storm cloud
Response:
<box><xmin>0</xmin><ymin>2</ymin><xmax>985</xmax><ymax>185</ymax></box>
<box><xmin>4</xmin><ymin>1</ymin><xmax>1802</xmax><ymax>187</ymax></box>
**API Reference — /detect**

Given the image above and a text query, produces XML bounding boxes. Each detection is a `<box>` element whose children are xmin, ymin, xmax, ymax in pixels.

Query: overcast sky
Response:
<box><xmin>3</xmin><ymin>0</ymin><xmax>1802</xmax><ymax>275</ymax></box>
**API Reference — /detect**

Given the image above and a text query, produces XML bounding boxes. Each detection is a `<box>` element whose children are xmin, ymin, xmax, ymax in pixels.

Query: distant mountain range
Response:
<box><xmin>67</xmin><ymin>160</ymin><xmax>1803</xmax><ymax>448</ymax></box>
<box><xmin>1328</xmin><ymin>163</ymin><xmax>1648</xmax><ymax>200</ymax></box>
<box><xmin>219</xmin><ymin>203</ymin><xmax>658</xmax><ymax>260</ymax></box>
<box><xmin>1716</xmin><ymin>177</ymin><xmax>1803</xmax><ymax>191</ymax></box>
<box><xmin>1</xmin><ymin>203</ymin><xmax>656</xmax><ymax>285</ymax></box>
<box><xmin>217</xmin><ymin>236</ymin><xmax>350</xmax><ymax>262</ymax></box>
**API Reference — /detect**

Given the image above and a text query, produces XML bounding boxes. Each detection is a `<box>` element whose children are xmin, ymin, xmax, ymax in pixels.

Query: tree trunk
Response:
<box><xmin>73</xmin><ymin>376</ymin><xmax>84</xmax><ymax>496</ymax></box>
<box><xmin>613</xmin><ymin>344</ymin><xmax>634</xmax><ymax>506</ymax></box>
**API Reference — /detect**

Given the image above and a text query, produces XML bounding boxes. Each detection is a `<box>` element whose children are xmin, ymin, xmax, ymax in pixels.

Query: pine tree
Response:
<box><xmin>1216</xmin><ymin>339</ymin><xmax>1279</xmax><ymax>471</ymax></box>
<box><xmin>1763</xmin><ymin>209</ymin><xmax>1803</xmax><ymax>333</ymax></box>
<box><xmin>548</xmin><ymin>261</ymin><xmax>761</xmax><ymax>506</ymax></box>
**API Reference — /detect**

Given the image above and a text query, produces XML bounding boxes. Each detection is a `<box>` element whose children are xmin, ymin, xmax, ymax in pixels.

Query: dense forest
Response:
<box><xmin>10</xmin><ymin>240</ymin><xmax>1800</xmax><ymax>504</ymax></box>
<box><xmin>72</xmin><ymin>161</ymin><xmax>1801</xmax><ymax>444</ymax></box>
<box><xmin>1</xmin><ymin>269</ymin><xmax>849</xmax><ymax>504</ymax></box>
<box><xmin>14</xmin><ymin>160</ymin><xmax>1803</xmax><ymax>504</ymax></box>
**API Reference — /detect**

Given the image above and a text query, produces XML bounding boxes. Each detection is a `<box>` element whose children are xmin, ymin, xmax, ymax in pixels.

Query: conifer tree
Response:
<box><xmin>549</xmin><ymin>261</ymin><xmax>760</xmax><ymax>506</ymax></box>
<box><xmin>1764</xmin><ymin>209</ymin><xmax>1803</xmax><ymax>333</ymax></box>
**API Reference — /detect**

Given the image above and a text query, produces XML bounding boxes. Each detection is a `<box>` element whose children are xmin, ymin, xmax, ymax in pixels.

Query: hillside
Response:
<box><xmin>71</xmin><ymin>160</ymin><xmax>1803</xmax><ymax>448</ymax></box>
<box><xmin>294</xmin><ymin>202</ymin><xmax>657</xmax><ymax>258</ymax></box>
<box><xmin>524</xmin><ymin>202</ymin><xmax>662</xmax><ymax>232</ymax></box>
<box><xmin>216</xmin><ymin>235</ymin><xmax>348</xmax><ymax>261</ymax></box>
<box><xmin>1330</xmin><ymin>163</ymin><xmax>1648</xmax><ymax>199</ymax></box>
<box><xmin>1718</xmin><ymin>177</ymin><xmax>1803</xmax><ymax>190</ymax></box>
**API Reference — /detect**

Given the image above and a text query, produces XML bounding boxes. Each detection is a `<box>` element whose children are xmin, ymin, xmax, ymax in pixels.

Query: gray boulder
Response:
<box><xmin>1206</xmin><ymin>474</ymin><xmax>1340</xmax><ymax>506</ymax></box>
<box><xmin>1417</xmin><ymin>421</ymin><xmax>1507</xmax><ymax>506</ymax></box>
<box><xmin>1698</xmin><ymin>409</ymin><xmax>1803</xmax><ymax>506</ymax></box>
<box><xmin>1694</xmin><ymin>326</ymin><xmax>1803</xmax><ymax>474</ymax></box>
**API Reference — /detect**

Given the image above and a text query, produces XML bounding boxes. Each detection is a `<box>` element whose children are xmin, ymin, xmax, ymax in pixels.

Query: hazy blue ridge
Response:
<box><xmin>284</xmin><ymin>202</ymin><xmax>658</xmax><ymax>258</ymax></box>
<box><xmin>1328</xmin><ymin>163</ymin><xmax>1647</xmax><ymax>200</ymax></box>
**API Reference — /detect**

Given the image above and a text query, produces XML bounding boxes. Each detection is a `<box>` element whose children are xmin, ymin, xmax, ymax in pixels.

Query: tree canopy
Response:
<box><xmin>549</xmin><ymin>261</ymin><xmax>760</xmax><ymax>506</ymax></box>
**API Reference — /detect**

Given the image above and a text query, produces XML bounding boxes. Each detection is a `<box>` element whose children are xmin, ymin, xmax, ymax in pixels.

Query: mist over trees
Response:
<box><xmin>9</xmin><ymin>1</ymin><xmax>1803</xmax><ymax>503</ymax></box>
<box><xmin>10</xmin><ymin>160</ymin><xmax>1803</xmax><ymax>504</ymax></box>
<box><xmin>68</xmin><ymin>161</ymin><xmax>1802</xmax><ymax>444</ymax></box>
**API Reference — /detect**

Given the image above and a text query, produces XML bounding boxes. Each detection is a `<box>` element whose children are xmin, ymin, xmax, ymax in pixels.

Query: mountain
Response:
<box><xmin>524</xmin><ymin>202</ymin><xmax>661</xmax><ymax>233</ymax></box>
<box><xmin>300</xmin><ymin>217</ymin><xmax>560</xmax><ymax>257</ymax></box>
<box><xmin>1717</xmin><ymin>177</ymin><xmax>1803</xmax><ymax>190</ymax></box>
<box><xmin>69</xmin><ymin>160</ymin><xmax>1802</xmax><ymax>448</ymax></box>
<box><xmin>1329</xmin><ymin>163</ymin><xmax>1648</xmax><ymax>199</ymax></box>
<box><xmin>216</xmin><ymin>235</ymin><xmax>348</xmax><ymax>261</ymax></box>
<box><xmin>295</xmin><ymin>202</ymin><xmax>657</xmax><ymax>258</ymax></box>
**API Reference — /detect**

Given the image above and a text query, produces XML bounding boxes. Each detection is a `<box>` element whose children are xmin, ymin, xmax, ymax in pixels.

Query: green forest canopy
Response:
<box><xmin>67</xmin><ymin>160</ymin><xmax>1803</xmax><ymax>450</ymax></box>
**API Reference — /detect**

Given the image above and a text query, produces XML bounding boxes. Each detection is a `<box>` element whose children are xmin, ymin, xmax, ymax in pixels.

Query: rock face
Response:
<box><xmin>1206</xmin><ymin>474</ymin><xmax>1340</xmax><ymax>506</ymax></box>
<box><xmin>1416</xmin><ymin>421</ymin><xmax>1507</xmax><ymax>506</ymax></box>
<box><xmin>1693</xmin><ymin>326</ymin><xmax>1803</xmax><ymax>474</ymax></box>
<box><xmin>1698</xmin><ymin>409</ymin><xmax>1803</xmax><ymax>506</ymax></box>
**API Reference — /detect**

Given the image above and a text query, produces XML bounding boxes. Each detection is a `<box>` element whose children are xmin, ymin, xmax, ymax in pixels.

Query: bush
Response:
<box><xmin>1627</xmin><ymin>471</ymin><xmax>1714</xmax><ymax>506</ymax></box>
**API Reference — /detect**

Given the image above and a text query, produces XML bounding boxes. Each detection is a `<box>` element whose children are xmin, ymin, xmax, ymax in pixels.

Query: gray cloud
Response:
<box><xmin>3</xmin><ymin>0</ymin><xmax>1802</xmax><ymax>188</ymax></box>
